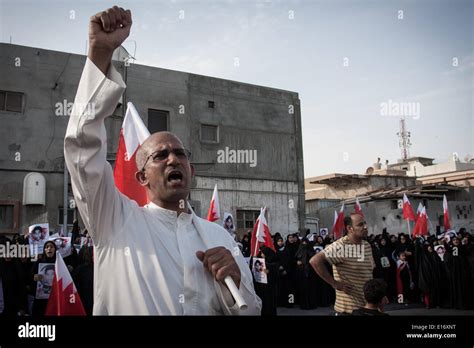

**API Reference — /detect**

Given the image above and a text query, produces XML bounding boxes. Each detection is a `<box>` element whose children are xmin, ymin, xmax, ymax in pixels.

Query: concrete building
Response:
<box><xmin>0</xmin><ymin>43</ymin><xmax>305</xmax><ymax>239</ymax></box>
<box><xmin>388</xmin><ymin>156</ymin><xmax>474</xmax><ymax>177</ymax></box>
<box><xmin>306</xmin><ymin>173</ymin><xmax>416</xmax><ymax>235</ymax></box>
<box><xmin>306</xmin><ymin>169</ymin><xmax>474</xmax><ymax>236</ymax></box>
<box><xmin>418</xmin><ymin>169</ymin><xmax>474</xmax><ymax>187</ymax></box>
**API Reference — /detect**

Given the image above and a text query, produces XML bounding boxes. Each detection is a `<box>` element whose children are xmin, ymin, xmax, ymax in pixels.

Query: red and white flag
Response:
<box><xmin>251</xmin><ymin>207</ymin><xmax>275</xmax><ymax>256</ymax></box>
<box><xmin>45</xmin><ymin>252</ymin><xmax>86</xmax><ymax>316</ymax></box>
<box><xmin>354</xmin><ymin>197</ymin><xmax>364</xmax><ymax>217</ymax></box>
<box><xmin>443</xmin><ymin>195</ymin><xmax>451</xmax><ymax>230</ymax></box>
<box><xmin>412</xmin><ymin>206</ymin><xmax>428</xmax><ymax>238</ymax></box>
<box><xmin>415</xmin><ymin>202</ymin><xmax>423</xmax><ymax>221</ymax></box>
<box><xmin>402</xmin><ymin>193</ymin><xmax>416</xmax><ymax>221</ymax></box>
<box><xmin>331</xmin><ymin>204</ymin><xmax>345</xmax><ymax>240</ymax></box>
<box><xmin>114</xmin><ymin>102</ymin><xmax>150</xmax><ymax>207</ymax></box>
<box><xmin>206</xmin><ymin>184</ymin><xmax>221</xmax><ymax>222</ymax></box>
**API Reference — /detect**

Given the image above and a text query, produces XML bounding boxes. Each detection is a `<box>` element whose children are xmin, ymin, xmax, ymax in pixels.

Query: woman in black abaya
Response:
<box><xmin>415</xmin><ymin>238</ymin><xmax>441</xmax><ymax>308</ymax></box>
<box><xmin>295</xmin><ymin>238</ymin><xmax>317</xmax><ymax>309</ymax></box>
<box><xmin>444</xmin><ymin>237</ymin><xmax>473</xmax><ymax>309</ymax></box>
<box><xmin>30</xmin><ymin>241</ymin><xmax>57</xmax><ymax>316</ymax></box>
<box><xmin>275</xmin><ymin>237</ymin><xmax>291</xmax><ymax>307</ymax></box>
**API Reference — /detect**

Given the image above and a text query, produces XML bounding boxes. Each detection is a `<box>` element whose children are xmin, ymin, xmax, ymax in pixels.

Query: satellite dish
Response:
<box><xmin>464</xmin><ymin>154</ymin><xmax>473</xmax><ymax>163</ymax></box>
<box><xmin>365</xmin><ymin>167</ymin><xmax>374</xmax><ymax>175</ymax></box>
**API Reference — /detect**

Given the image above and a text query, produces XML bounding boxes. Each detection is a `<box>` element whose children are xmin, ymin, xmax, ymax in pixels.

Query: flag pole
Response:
<box><xmin>252</xmin><ymin>231</ymin><xmax>260</xmax><ymax>258</ymax></box>
<box><xmin>253</xmin><ymin>207</ymin><xmax>266</xmax><ymax>256</ymax></box>
<box><xmin>427</xmin><ymin>217</ymin><xmax>434</xmax><ymax>236</ymax></box>
<box><xmin>406</xmin><ymin>219</ymin><xmax>411</xmax><ymax>236</ymax></box>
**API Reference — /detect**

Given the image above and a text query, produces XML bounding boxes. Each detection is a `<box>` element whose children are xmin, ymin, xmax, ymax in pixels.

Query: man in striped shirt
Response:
<box><xmin>310</xmin><ymin>213</ymin><xmax>375</xmax><ymax>314</ymax></box>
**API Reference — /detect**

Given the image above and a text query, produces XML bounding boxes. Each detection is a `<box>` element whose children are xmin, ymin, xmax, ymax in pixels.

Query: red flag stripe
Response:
<box><xmin>113</xmin><ymin>103</ymin><xmax>150</xmax><ymax>207</ymax></box>
<box><xmin>331</xmin><ymin>204</ymin><xmax>345</xmax><ymax>240</ymax></box>
<box><xmin>355</xmin><ymin>198</ymin><xmax>364</xmax><ymax>218</ymax></box>
<box><xmin>207</xmin><ymin>184</ymin><xmax>220</xmax><ymax>222</ymax></box>
<box><xmin>412</xmin><ymin>207</ymin><xmax>428</xmax><ymax>238</ymax></box>
<box><xmin>45</xmin><ymin>253</ymin><xmax>86</xmax><ymax>316</ymax></box>
<box><xmin>402</xmin><ymin>194</ymin><xmax>416</xmax><ymax>221</ymax></box>
<box><xmin>250</xmin><ymin>208</ymin><xmax>275</xmax><ymax>256</ymax></box>
<box><xmin>443</xmin><ymin>195</ymin><xmax>451</xmax><ymax>230</ymax></box>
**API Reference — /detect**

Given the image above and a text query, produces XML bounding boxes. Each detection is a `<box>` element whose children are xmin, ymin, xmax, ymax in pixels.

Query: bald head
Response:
<box><xmin>136</xmin><ymin>131</ymin><xmax>185</xmax><ymax>171</ymax></box>
<box><xmin>134</xmin><ymin>131</ymin><xmax>193</xmax><ymax>211</ymax></box>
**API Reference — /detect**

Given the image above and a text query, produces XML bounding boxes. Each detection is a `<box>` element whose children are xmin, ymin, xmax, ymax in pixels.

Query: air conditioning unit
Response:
<box><xmin>23</xmin><ymin>172</ymin><xmax>46</xmax><ymax>205</ymax></box>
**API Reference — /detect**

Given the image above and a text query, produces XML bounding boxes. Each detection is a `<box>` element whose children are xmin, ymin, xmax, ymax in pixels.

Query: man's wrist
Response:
<box><xmin>88</xmin><ymin>45</ymin><xmax>114</xmax><ymax>75</ymax></box>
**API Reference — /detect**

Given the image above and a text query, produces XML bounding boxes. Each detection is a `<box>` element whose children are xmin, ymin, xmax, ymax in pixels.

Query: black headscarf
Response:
<box><xmin>285</xmin><ymin>233</ymin><xmax>300</xmax><ymax>255</ymax></box>
<box><xmin>41</xmin><ymin>241</ymin><xmax>57</xmax><ymax>263</ymax></box>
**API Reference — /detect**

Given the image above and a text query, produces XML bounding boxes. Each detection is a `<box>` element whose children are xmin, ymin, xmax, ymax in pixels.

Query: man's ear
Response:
<box><xmin>190</xmin><ymin>163</ymin><xmax>195</xmax><ymax>177</ymax></box>
<box><xmin>135</xmin><ymin>170</ymin><xmax>149</xmax><ymax>186</ymax></box>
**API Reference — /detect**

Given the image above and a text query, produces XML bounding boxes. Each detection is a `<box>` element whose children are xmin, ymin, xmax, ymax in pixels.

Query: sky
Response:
<box><xmin>1</xmin><ymin>0</ymin><xmax>472</xmax><ymax>177</ymax></box>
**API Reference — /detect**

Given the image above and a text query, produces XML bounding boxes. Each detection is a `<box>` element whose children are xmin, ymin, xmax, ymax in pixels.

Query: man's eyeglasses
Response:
<box><xmin>141</xmin><ymin>148</ymin><xmax>191</xmax><ymax>172</ymax></box>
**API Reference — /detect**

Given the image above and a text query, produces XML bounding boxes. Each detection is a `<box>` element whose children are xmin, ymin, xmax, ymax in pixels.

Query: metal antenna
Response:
<box><xmin>397</xmin><ymin>117</ymin><xmax>412</xmax><ymax>160</ymax></box>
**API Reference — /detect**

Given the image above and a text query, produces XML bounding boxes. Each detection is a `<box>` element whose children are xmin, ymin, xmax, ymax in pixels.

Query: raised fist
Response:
<box><xmin>89</xmin><ymin>6</ymin><xmax>132</xmax><ymax>53</ymax></box>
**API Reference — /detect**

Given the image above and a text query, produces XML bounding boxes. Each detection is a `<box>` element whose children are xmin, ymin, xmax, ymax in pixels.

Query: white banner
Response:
<box><xmin>35</xmin><ymin>263</ymin><xmax>54</xmax><ymax>299</ymax></box>
<box><xmin>28</xmin><ymin>223</ymin><xmax>49</xmax><ymax>257</ymax></box>
<box><xmin>252</xmin><ymin>258</ymin><xmax>267</xmax><ymax>284</ymax></box>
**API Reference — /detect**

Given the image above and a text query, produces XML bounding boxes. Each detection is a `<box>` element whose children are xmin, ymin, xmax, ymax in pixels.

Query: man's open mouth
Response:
<box><xmin>167</xmin><ymin>170</ymin><xmax>183</xmax><ymax>184</ymax></box>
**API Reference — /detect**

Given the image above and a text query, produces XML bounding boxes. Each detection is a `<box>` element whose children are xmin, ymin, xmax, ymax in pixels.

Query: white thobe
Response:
<box><xmin>64</xmin><ymin>58</ymin><xmax>262</xmax><ymax>315</ymax></box>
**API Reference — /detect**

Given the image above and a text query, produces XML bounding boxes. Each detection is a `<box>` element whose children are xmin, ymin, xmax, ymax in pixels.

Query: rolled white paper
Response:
<box><xmin>224</xmin><ymin>275</ymin><xmax>248</xmax><ymax>310</ymax></box>
<box><xmin>189</xmin><ymin>202</ymin><xmax>248</xmax><ymax>311</ymax></box>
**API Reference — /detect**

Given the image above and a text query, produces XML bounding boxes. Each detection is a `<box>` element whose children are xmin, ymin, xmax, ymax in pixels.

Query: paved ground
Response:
<box><xmin>277</xmin><ymin>303</ymin><xmax>474</xmax><ymax>316</ymax></box>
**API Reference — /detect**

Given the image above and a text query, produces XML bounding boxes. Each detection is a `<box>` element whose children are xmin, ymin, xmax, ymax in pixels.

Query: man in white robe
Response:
<box><xmin>64</xmin><ymin>6</ymin><xmax>261</xmax><ymax>315</ymax></box>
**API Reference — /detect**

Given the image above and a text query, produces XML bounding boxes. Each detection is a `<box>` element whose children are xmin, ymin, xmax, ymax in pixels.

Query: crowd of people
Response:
<box><xmin>0</xmin><ymin>223</ymin><xmax>94</xmax><ymax>317</ymax></box>
<box><xmin>1</xmin><ymin>220</ymin><xmax>473</xmax><ymax>316</ymax></box>
<box><xmin>239</xmin><ymin>225</ymin><xmax>474</xmax><ymax>315</ymax></box>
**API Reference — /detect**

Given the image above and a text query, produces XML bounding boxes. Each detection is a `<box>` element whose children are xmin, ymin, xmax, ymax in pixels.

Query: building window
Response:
<box><xmin>148</xmin><ymin>109</ymin><xmax>169</xmax><ymax>133</ymax></box>
<box><xmin>58</xmin><ymin>207</ymin><xmax>75</xmax><ymax>226</ymax></box>
<box><xmin>0</xmin><ymin>200</ymin><xmax>20</xmax><ymax>233</ymax></box>
<box><xmin>208</xmin><ymin>100</ymin><xmax>215</xmax><ymax>108</ymax></box>
<box><xmin>200</xmin><ymin>124</ymin><xmax>218</xmax><ymax>143</ymax></box>
<box><xmin>236</xmin><ymin>210</ymin><xmax>260</xmax><ymax>229</ymax></box>
<box><xmin>0</xmin><ymin>205</ymin><xmax>14</xmax><ymax>230</ymax></box>
<box><xmin>0</xmin><ymin>90</ymin><xmax>24</xmax><ymax>113</ymax></box>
